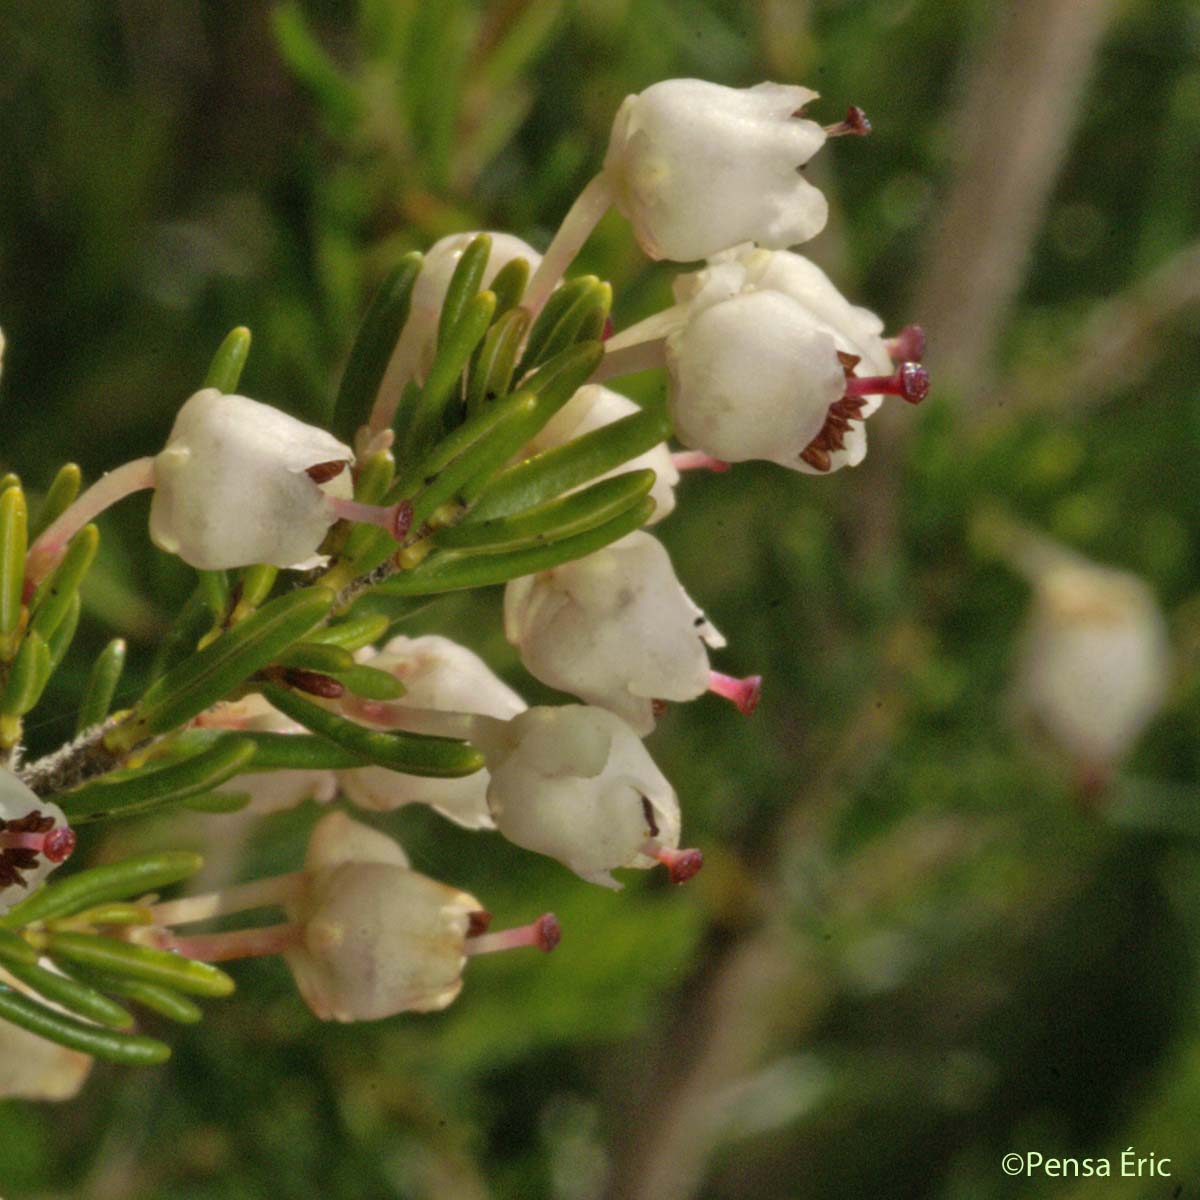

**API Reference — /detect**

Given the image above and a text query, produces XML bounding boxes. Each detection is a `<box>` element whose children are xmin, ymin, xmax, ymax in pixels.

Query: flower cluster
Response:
<box><xmin>0</xmin><ymin>76</ymin><xmax>943</xmax><ymax>1093</ymax></box>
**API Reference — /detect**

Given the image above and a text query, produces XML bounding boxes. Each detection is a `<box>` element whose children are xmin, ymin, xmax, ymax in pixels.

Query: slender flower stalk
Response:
<box><xmin>590</xmin><ymin>339</ymin><xmax>668</xmax><ymax>383</ymax></box>
<box><xmin>166</xmin><ymin>923</ymin><xmax>302</xmax><ymax>963</ymax></box>
<box><xmin>26</xmin><ymin>457</ymin><xmax>157</xmax><ymax>587</ymax></box>
<box><xmin>147</xmin><ymin>872</ymin><xmax>307</xmax><ymax>927</ymax></box>
<box><xmin>524</xmin><ymin>174</ymin><xmax>615</xmax><ymax>313</ymax></box>
<box><xmin>671</xmin><ymin>451</ymin><xmax>729</xmax><ymax>473</ymax></box>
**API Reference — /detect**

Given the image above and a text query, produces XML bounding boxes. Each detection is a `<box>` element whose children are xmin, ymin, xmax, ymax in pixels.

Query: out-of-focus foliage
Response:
<box><xmin>1</xmin><ymin>0</ymin><xmax>1199</xmax><ymax>1197</ymax></box>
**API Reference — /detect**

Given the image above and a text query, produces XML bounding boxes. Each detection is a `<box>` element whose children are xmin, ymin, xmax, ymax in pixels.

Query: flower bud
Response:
<box><xmin>525</xmin><ymin>385</ymin><xmax>679</xmax><ymax>524</ymax></box>
<box><xmin>149</xmin><ymin>389</ymin><xmax>353</xmax><ymax>570</ymax></box>
<box><xmin>1015</xmin><ymin>555</ymin><xmax>1170</xmax><ymax>774</ymax></box>
<box><xmin>284</xmin><ymin>812</ymin><xmax>481</xmax><ymax>1022</ymax></box>
<box><xmin>603</xmin><ymin>80</ymin><xmax>828</xmax><ymax>261</ymax></box>
<box><xmin>504</xmin><ymin>533</ymin><xmax>723</xmax><ymax>734</ymax></box>
<box><xmin>336</xmin><ymin>635</ymin><xmax>525</xmax><ymax>829</ymax></box>
<box><xmin>479</xmin><ymin>705</ymin><xmax>685</xmax><ymax>889</ymax></box>
<box><xmin>389</xmin><ymin>231</ymin><xmax>542</xmax><ymax>389</ymax></box>
<box><xmin>0</xmin><ymin>773</ymin><xmax>74</xmax><ymax>914</ymax></box>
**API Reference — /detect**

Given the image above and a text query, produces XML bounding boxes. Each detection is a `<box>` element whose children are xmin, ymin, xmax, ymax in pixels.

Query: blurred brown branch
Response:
<box><xmin>914</xmin><ymin>0</ymin><xmax>1118</xmax><ymax>401</ymax></box>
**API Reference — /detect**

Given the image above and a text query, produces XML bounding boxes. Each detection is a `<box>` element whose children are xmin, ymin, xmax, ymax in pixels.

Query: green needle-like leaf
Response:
<box><xmin>518</xmin><ymin>277</ymin><xmax>610</xmax><ymax>374</ymax></box>
<box><xmin>70</xmin><ymin>968</ymin><xmax>202</xmax><ymax>1024</ymax></box>
<box><xmin>204</xmin><ymin>326</ymin><xmax>252</xmax><ymax>392</ymax></box>
<box><xmin>233</xmin><ymin>565</ymin><xmax>279</xmax><ymax>617</ymax></box>
<box><xmin>467</xmin><ymin>402</ymin><xmax>671</xmax><ymax>521</ymax></box>
<box><xmin>0</xmin><ymin>483</ymin><xmax>27</xmax><ymax>657</ymax></box>
<box><xmin>332</xmin><ymin>254</ymin><xmax>423</xmax><ymax>444</ymax></box>
<box><xmin>0</xmin><ymin>986</ymin><xmax>170</xmax><ymax>1064</ymax></box>
<box><xmin>180</xmin><ymin>791</ymin><xmax>252</xmax><ymax>813</ymax></box>
<box><xmin>274</xmin><ymin>642</ymin><xmax>357</xmax><ymax>676</ymax></box>
<box><xmin>437</xmin><ymin>234</ymin><xmax>492</xmax><ymax>348</ymax></box>
<box><xmin>400</xmin><ymin>290</ymin><xmax>497</xmax><ymax>455</ymax></box>
<box><xmin>45</xmin><ymin>592</ymin><xmax>81</xmax><ymax>677</ymax></box>
<box><xmin>0</xmin><ymin>851</ymin><xmax>203</xmax><ymax>929</ymax></box>
<box><xmin>488</xmin><ymin>256</ymin><xmax>531</xmax><ymax>317</ymax></box>
<box><xmin>432</xmin><ymin>470</ymin><xmax>654</xmax><ymax>554</ymax></box>
<box><xmin>261</xmin><ymin>683</ymin><xmax>484</xmax><ymax>778</ymax></box>
<box><xmin>29</xmin><ymin>523</ymin><xmax>98</xmax><ymax>641</ymax></box>
<box><xmin>166</xmin><ymin>729</ymin><xmax>366</xmax><ymax>772</ymax></box>
<box><xmin>376</xmin><ymin>496</ymin><xmax>655</xmax><ymax>596</ymax></box>
<box><xmin>31</xmin><ymin>464</ymin><xmax>81</xmax><ymax>540</ymax></box>
<box><xmin>127</xmin><ymin>587</ymin><xmax>333</xmax><ymax>741</ymax></box>
<box><xmin>58</xmin><ymin>738</ymin><xmax>256</xmax><ymax>823</ymax></box>
<box><xmin>4</xmin><ymin>957</ymin><xmax>134</xmax><ymax>1029</ymax></box>
<box><xmin>1</xmin><ymin>630</ymin><xmax>48</xmax><ymax>718</ymax></box>
<box><xmin>43</xmin><ymin>932</ymin><xmax>235</xmax><ymax>997</ymax></box>
<box><xmin>196</xmin><ymin>570</ymin><xmax>230</xmax><ymax>622</ymax></box>
<box><xmin>466</xmin><ymin>307</ymin><xmax>531</xmax><ymax>417</ymax></box>
<box><xmin>0</xmin><ymin>928</ymin><xmax>37</xmax><ymax>966</ymax></box>
<box><xmin>334</xmin><ymin>664</ymin><xmax>406</xmax><ymax>701</ymax></box>
<box><xmin>77</xmin><ymin>638</ymin><xmax>127</xmax><ymax>734</ymax></box>
<box><xmin>304</xmin><ymin>613</ymin><xmax>389</xmax><ymax>651</ymax></box>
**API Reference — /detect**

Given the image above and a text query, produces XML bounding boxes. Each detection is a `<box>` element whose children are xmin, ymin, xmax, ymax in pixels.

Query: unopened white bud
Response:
<box><xmin>505</xmin><ymin>533</ymin><xmax>723</xmax><ymax>734</ymax></box>
<box><xmin>149</xmin><ymin>389</ymin><xmax>353</xmax><ymax>570</ymax></box>
<box><xmin>480</xmin><ymin>705</ymin><xmax>685</xmax><ymax>889</ymax></box>
<box><xmin>1015</xmin><ymin>555</ymin><xmax>1170</xmax><ymax>773</ymax></box>
<box><xmin>337</xmin><ymin>635</ymin><xmax>525</xmax><ymax>829</ymax></box>
<box><xmin>284</xmin><ymin>812</ymin><xmax>480</xmax><ymax>1022</ymax></box>
<box><xmin>603</xmin><ymin>80</ymin><xmax>828</xmax><ymax>262</ymax></box>
<box><xmin>0</xmin><ymin>970</ymin><xmax>92</xmax><ymax>1100</ymax></box>
<box><xmin>525</xmin><ymin>385</ymin><xmax>679</xmax><ymax>524</ymax></box>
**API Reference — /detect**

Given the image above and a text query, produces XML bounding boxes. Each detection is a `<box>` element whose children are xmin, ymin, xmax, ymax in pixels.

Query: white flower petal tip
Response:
<box><xmin>603</xmin><ymin>79</ymin><xmax>830</xmax><ymax>262</ymax></box>
<box><xmin>483</xmin><ymin>705</ymin><xmax>688</xmax><ymax>886</ymax></box>
<box><xmin>664</xmin><ymin>249</ymin><xmax>928</xmax><ymax>473</ymax></box>
<box><xmin>504</xmin><ymin>532</ymin><xmax>724</xmax><ymax>734</ymax></box>
<box><xmin>149</xmin><ymin>388</ymin><xmax>354</xmax><ymax>570</ymax></box>
<box><xmin>0</xmin><ymin>774</ymin><xmax>74</xmax><ymax>915</ymax></box>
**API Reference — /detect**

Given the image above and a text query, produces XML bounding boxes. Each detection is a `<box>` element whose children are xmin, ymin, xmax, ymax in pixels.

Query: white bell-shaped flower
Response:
<box><xmin>665</xmin><ymin>248</ymin><xmax>926</xmax><ymax>473</ymax></box>
<box><xmin>1015</xmin><ymin>554</ymin><xmax>1170</xmax><ymax>775</ymax></box>
<box><xmin>284</xmin><ymin>812</ymin><xmax>481</xmax><ymax>1022</ymax></box>
<box><xmin>479</xmin><ymin>705</ymin><xmax>699</xmax><ymax>890</ymax></box>
<box><xmin>385</xmin><ymin>231</ymin><xmax>542</xmax><ymax>393</ymax></box>
<box><xmin>336</xmin><ymin>635</ymin><xmax>525</xmax><ymax>829</ymax></box>
<box><xmin>505</xmin><ymin>533</ymin><xmax>725</xmax><ymax>734</ymax></box>
<box><xmin>525</xmin><ymin>385</ymin><xmax>679</xmax><ymax>524</ymax></box>
<box><xmin>197</xmin><ymin>695</ymin><xmax>338</xmax><ymax>816</ymax></box>
<box><xmin>149</xmin><ymin>389</ymin><xmax>354</xmax><ymax>570</ymax></box>
<box><xmin>603</xmin><ymin>80</ymin><xmax>828</xmax><ymax>262</ymax></box>
<box><xmin>0</xmin><ymin>773</ymin><xmax>74</xmax><ymax>915</ymax></box>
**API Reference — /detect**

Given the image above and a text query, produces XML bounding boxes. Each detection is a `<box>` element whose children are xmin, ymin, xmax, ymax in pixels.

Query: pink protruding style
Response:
<box><xmin>326</xmin><ymin>496</ymin><xmax>414</xmax><ymax>542</ymax></box>
<box><xmin>25</xmin><ymin>456</ymin><xmax>158</xmax><ymax>589</ymax></box>
<box><xmin>823</xmin><ymin>105</ymin><xmax>871</xmax><ymax>137</ymax></box>
<box><xmin>642</xmin><ymin>842</ymin><xmax>704</xmax><ymax>885</ymax></box>
<box><xmin>464</xmin><ymin>912</ymin><xmax>562</xmax><ymax>956</ymax></box>
<box><xmin>843</xmin><ymin>362</ymin><xmax>929</xmax><ymax>405</ymax></box>
<box><xmin>708</xmin><ymin>670</ymin><xmax>762</xmax><ymax>715</ymax></box>
<box><xmin>671</xmin><ymin>451</ymin><xmax>730</xmax><ymax>474</ymax></box>
<box><xmin>0</xmin><ymin>825</ymin><xmax>75</xmax><ymax>863</ymax></box>
<box><xmin>884</xmin><ymin>325</ymin><xmax>925</xmax><ymax>363</ymax></box>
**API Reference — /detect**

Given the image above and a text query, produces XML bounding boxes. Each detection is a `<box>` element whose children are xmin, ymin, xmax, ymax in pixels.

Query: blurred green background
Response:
<box><xmin>2</xmin><ymin>0</ymin><xmax>1200</xmax><ymax>1196</ymax></box>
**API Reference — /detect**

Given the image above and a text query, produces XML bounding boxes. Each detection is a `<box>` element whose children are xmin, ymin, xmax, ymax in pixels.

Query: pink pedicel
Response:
<box><xmin>884</xmin><ymin>325</ymin><xmax>925</xmax><ymax>364</ymax></box>
<box><xmin>823</xmin><ymin>105</ymin><xmax>871</xmax><ymax>137</ymax></box>
<box><xmin>167</xmin><ymin>922</ymin><xmax>302</xmax><ymax>963</ymax></box>
<box><xmin>464</xmin><ymin>912</ymin><xmax>562</xmax><ymax>956</ymax></box>
<box><xmin>671</xmin><ymin>451</ymin><xmax>731</xmax><ymax>474</ymax></box>
<box><xmin>326</xmin><ymin>496</ymin><xmax>414</xmax><ymax>542</ymax></box>
<box><xmin>643</xmin><ymin>842</ymin><xmax>704</xmax><ymax>885</ymax></box>
<box><xmin>843</xmin><ymin>362</ymin><xmax>929</xmax><ymax>405</ymax></box>
<box><xmin>708</xmin><ymin>670</ymin><xmax>762</xmax><ymax>716</ymax></box>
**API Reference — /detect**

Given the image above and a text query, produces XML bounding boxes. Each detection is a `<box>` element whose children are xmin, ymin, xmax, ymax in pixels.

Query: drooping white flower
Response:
<box><xmin>149</xmin><ymin>389</ymin><xmax>355</xmax><ymax>570</ymax></box>
<box><xmin>0</xmin><ymin>969</ymin><xmax>92</xmax><ymax>1100</ymax></box>
<box><xmin>283</xmin><ymin>812</ymin><xmax>483</xmax><ymax>1022</ymax></box>
<box><xmin>505</xmin><ymin>532</ymin><xmax>748</xmax><ymax>735</ymax></box>
<box><xmin>336</xmin><ymin>635</ymin><xmax>525</xmax><ymax>829</ymax></box>
<box><xmin>524</xmin><ymin>385</ymin><xmax>680</xmax><ymax>524</ymax></box>
<box><xmin>1014</xmin><ymin>551</ymin><xmax>1170</xmax><ymax>776</ymax></box>
<box><xmin>664</xmin><ymin>248</ymin><xmax>927</xmax><ymax>473</ymax></box>
<box><xmin>0</xmin><ymin>773</ymin><xmax>75</xmax><ymax>915</ymax></box>
<box><xmin>196</xmin><ymin>695</ymin><xmax>338</xmax><ymax>816</ymax></box>
<box><xmin>478</xmin><ymin>705</ymin><xmax>699</xmax><ymax>890</ymax></box>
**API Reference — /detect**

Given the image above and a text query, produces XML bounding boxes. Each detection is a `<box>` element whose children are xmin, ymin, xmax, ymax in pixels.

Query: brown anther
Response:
<box><xmin>641</xmin><ymin>795</ymin><xmax>660</xmax><ymax>839</ymax></box>
<box><xmin>282</xmin><ymin>669</ymin><xmax>346</xmax><ymax>699</ymax></box>
<box><xmin>305</xmin><ymin>460</ymin><xmax>350</xmax><ymax>485</ymax></box>
<box><xmin>651</xmin><ymin>699</ymin><xmax>669</xmax><ymax>717</ymax></box>
<box><xmin>836</xmin><ymin>350</ymin><xmax>862</xmax><ymax>372</ymax></box>
<box><xmin>467</xmin><ymin>910</ymin><xmax>493</xmax><ymax>937</ymax></box>
<box><xmin>824</xmin><ymin>105</ymin><xmax>872</xmax><ymax>138</ymax></box>
<box><xmin>800</xmin><ymin>444</ymin><xmax>832</xmax><ymax>472</ymax></box>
